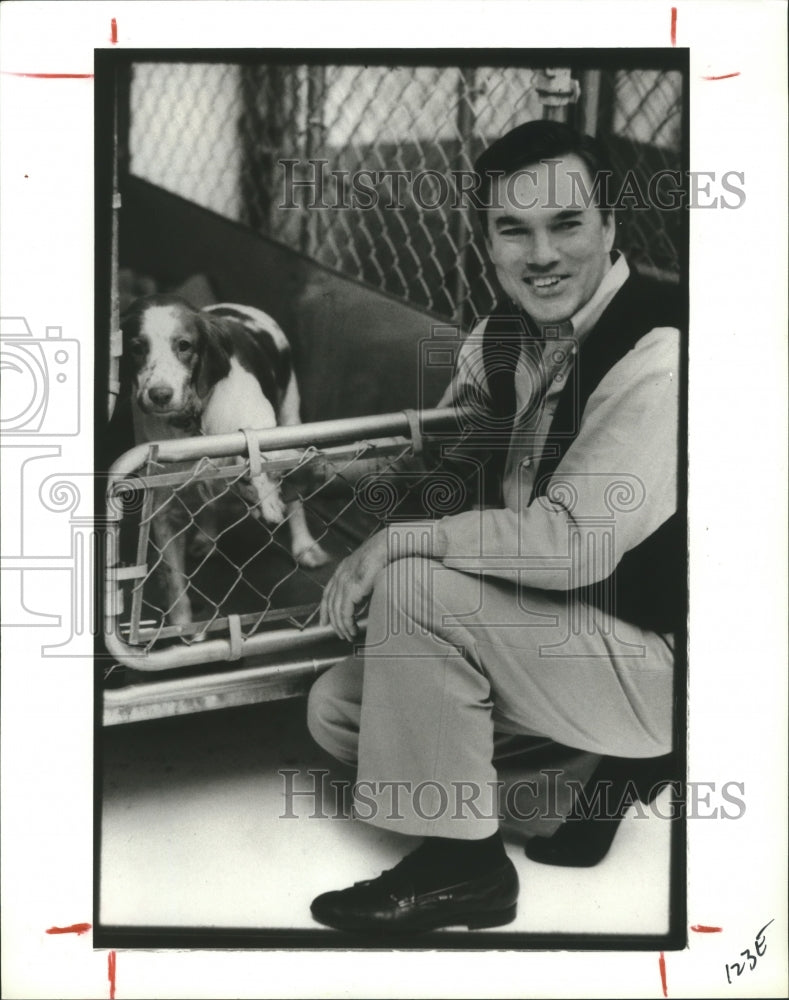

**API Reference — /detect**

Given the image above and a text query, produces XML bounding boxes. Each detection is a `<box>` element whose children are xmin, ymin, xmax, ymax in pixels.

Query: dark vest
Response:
<box><xmin>481</xmin><ymin>270</ymin><xmax>685</xmax><ymax>633</ymax></box>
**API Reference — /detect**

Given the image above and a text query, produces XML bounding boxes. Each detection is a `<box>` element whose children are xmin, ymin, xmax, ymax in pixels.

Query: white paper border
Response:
<box><xmin>1</xmin><ymin>2</ymin><xmax>787</xmax><ymax>997</ymax></box>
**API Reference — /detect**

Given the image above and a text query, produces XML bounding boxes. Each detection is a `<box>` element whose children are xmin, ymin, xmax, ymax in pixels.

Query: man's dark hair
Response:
<box><xmin>474</xmin><ymin>119</ymin><xmax>614</xmax><ymax>235</ymax></box>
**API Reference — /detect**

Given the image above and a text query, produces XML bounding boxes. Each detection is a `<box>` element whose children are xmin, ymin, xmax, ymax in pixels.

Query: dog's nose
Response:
<box><xmin>148</xmin><ymin>385</ymin><xmax>174</xmax><ymax>407</ymax></box>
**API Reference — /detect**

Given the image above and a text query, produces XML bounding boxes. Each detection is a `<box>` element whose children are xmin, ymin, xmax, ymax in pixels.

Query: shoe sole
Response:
<box><xmin>464</xmin><ymin>902</ymin><xmax>518</xmax><ymax>929</ymax></box>
<box><xmin>525</xmin><ymin>847</ymin><xmax>606</xmax><ymax>868</ymax></box>
<box><xmin>311</xmin><ymin>901</ymin><xmax>518</xmax><ymax>934</ymax></box>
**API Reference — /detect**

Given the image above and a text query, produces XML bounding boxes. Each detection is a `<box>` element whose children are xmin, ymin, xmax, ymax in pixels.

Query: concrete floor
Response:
<box><xmin>99</xmin><ymin>696</ymin><xmax>674</xmax><ymax>938</ymax></box>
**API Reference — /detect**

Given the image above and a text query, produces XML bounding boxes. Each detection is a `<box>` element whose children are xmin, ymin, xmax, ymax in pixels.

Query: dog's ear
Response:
<box><xmin>194</xmin><ymin>311</ymin><xmax>232</xmax><ymax>398</ymax></box>
<box><xmin>118</xmin><ymin>301</ymin><xmax>144</xmax><ymax>389</ymax></box>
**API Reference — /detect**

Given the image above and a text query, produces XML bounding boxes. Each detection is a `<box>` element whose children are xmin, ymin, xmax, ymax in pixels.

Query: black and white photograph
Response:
<box><xmin>95</xmin><ymin>46</ymin><xmax>689</xmax><ymax>948</ymax></box>
<box><xmin>1</xmin><ymin>3</ymin><xmax>787</xmax><ymax>998</ymax></box>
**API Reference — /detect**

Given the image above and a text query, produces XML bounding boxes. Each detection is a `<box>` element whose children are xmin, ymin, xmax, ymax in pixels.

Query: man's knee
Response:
<box><xmin>306</xmin><ymin>658</ymin><xmax>363</xmax><ymax>762</ymax></box>
<box><xmin>305</xmin><ymin>667</ymin><xmax>343</xmax><ymax>745</ymax></box>
<box><xmin>371</xmin><ymin>555</ymin><xmax>450</xmax><ymax>627</ymax></box>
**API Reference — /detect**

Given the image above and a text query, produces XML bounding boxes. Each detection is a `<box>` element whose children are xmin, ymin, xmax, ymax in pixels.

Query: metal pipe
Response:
<box><xmin>452</xmin><ymin>67</ymin><xmax>476</xmax><ymax>324</ymax></box>
<box><xmin>103</xmin><ymin>618</ymin><xmax>367</xmax><ymax>672</ymax></box>
<box><xmin>301</xmin><ymin>65</ymin><xmax>327</xmax><ymax>256</ymax></box>
<box><xmin>103</xmin><ymin>406</ymin><xmax>466</xmax><ymax>674</ymax></box>
<box><xmin>103</xmin><ymin>653</ymin><xmax>343</xmax><ymax>725</ymax></box>
<box><xmin>104</xmin><ymin>654</ymin><xmax>340</xmax><ymax>708</ymax></box>
<box><xmin>108</xmin><ymin>66</ymin><xmax>121</xmax><ymax>420</ymax></box>
<box><xmin>577</xmin><ymin>70</ymin><xmax>602</xmax><ymax>136</ymax></box>
<box><xmin>113</xmin><ymin>436</ymin><xmax>413</xmax><ymax>492</ymax></box>
<box><xmin>107</xmin><ymin>407</ymin><xmax>462</xmax><ymax>483</ymax></box>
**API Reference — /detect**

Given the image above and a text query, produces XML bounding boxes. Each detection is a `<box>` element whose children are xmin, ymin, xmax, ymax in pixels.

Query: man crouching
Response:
<box><xmin>307</xmin><ymin>120</ymin><xmax>682</xmax><ymax>932</ymax></box>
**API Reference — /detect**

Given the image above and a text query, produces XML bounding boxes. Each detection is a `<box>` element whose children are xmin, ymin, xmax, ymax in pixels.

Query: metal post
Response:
<box><xmin>301</xmin><ymin>65</ymin><xmax>327</xmax><ymax>257</ymax></box>
<box><xmin>452</xmin><ymin>67</ymin><xmax>476</xmax><ymax>324</ymax></box>
<box><xmin>594</xmin><ymin>70</ymin><xmax>617</xmax><ymax>139</ymax></box>
<box><xmin>239</xmin><ymin>65</ymin><xmax>288</xmax><ymax>234</ymax></box>
<box><xmin>577</xmin><ymin>70</ymin><xmax>602</xmax><ymax>136</ymax></box>
<box><xmin>108</xmin><ymin>68</ymin><xmax>122</xmax><ymax>420</ymax></box>
<box><xmin>536</xmin><ymin>68</ymin><xmax>580</xmax><ymax>123</ymax></box>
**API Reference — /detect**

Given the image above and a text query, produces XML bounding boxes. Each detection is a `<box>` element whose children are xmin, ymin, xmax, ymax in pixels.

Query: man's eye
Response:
<box><xmin>555</xmin><ymin>221</ymin><xmax>582</xmax><ymax>231</ymax></box>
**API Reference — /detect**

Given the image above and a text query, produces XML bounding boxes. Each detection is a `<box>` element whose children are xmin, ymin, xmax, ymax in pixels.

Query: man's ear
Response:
<box><xmin>194</xmin><ymin>312</ymin><xmax>231</xmax><ymax>398</ymax></box>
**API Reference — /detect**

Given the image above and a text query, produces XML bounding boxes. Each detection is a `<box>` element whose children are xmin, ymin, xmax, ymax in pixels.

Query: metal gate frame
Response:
<box><xmin>103</xmin><ymin>407</ymin><xmax>462</xmax><ymax>724</ymax></box>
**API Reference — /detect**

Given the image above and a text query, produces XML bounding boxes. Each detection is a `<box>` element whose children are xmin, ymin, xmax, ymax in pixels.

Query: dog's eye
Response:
<box><xmin>129</xmin><ymin>339</ymin><xmax>146</xmax><ymax>356</ymax></box>
<box><xmin>176</xmin><ymin>339</ymin><xmax>193</xmax><ymax>354</ymax></box>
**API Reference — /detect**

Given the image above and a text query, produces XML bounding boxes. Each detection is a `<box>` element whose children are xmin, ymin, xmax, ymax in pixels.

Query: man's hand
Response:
<box><xmin>319</xmin><ymin>530</ymin><xmax>389</xmax><ymax>641</ymax></box>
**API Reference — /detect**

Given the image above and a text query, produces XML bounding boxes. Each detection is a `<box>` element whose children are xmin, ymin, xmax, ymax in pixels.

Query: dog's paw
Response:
<box><xmin>167</xmin><ymin>602</ymin><xmax>194</xmax><ymax>632</ymax></box>
<box><xmin>294</xmin><ymin>540</ymin><xmax>331</xmax><ymax>568</ymax></box>
<box><xmin>258</xmin><ymin>491</ymin><xmax>287</xmax><ymax>525</ymax></box>
<box><xmin>248</xmin><ymin>474</ymin><xmax>286</xmax><ymax>525</ymax></box>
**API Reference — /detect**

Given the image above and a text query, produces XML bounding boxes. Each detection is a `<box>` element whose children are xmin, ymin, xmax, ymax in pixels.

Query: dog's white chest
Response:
<box><xmin>200</xmin><ymin>357</ymin><xmax>278</xmax><ymax>436</ymax></box>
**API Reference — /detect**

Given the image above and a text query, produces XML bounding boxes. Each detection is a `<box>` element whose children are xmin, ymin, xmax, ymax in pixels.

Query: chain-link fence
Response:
<box><xmin>126</xmin><ymin>61</ymin><xmax>683</xmax><ymax>325</ymax></box>
<box><xmin>603</xmin><ymin>68</ymin><xmax>684</xmax><ymax>281</ymax></box>
<box><xmin>105</xmin><ymin>408</ymin><xmax>498</xmax><ymax>672</ymax></box>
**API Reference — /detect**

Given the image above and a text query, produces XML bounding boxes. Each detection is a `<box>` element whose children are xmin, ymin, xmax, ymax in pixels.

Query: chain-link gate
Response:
<box><xmin>104</xmin><ymin>406</ymin><xmax>498</xmax><ymax>676</ymax></box>
<box><xmin>127</xmin><ymin>61</ymin><xmax>683</xmax><ymax>326</ymax></box>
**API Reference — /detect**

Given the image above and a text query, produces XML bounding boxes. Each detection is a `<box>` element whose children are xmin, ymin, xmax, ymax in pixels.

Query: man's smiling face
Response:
<box><xmin>485</xmin><ymin>154</ymin><xmax>615</xmax><ymax>325</ymax></box>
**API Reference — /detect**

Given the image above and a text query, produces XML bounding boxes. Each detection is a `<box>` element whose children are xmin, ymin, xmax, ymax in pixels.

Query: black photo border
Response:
<box><xmin>93</xmin><ymin>44</ymin><xmax>689</xmax><ymax>953</ymax></box>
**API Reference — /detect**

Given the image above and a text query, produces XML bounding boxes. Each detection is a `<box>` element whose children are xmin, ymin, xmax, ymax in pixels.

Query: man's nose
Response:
<box><xmin>148</xmin><ymin>385</ymin><xmax>174</xmax><ymax>407</ymax></box>
<box><xmin>527</xmin><ymin>231</ymin><xmax>560</xmax><ymax>268</ymax></box>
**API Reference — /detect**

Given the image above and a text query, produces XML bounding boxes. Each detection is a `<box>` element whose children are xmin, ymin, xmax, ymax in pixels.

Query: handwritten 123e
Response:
<box><xmin>725</xmin><ymin>920</ymin><xmax>774</xmax><ymax>985</ymax></box>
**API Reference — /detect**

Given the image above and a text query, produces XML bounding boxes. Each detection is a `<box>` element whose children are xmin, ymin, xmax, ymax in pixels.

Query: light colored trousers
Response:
<box><xmin>307</xmin><ymin>557</ymin><xmax>674</xmax><ymax>839</ymax></box>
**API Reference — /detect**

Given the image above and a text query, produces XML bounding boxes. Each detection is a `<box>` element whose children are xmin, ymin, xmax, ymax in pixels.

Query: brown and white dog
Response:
<box><xmin>121</xmin><ymin>293</ymin><xmax>329</xmax><ymax>630</ymax></box>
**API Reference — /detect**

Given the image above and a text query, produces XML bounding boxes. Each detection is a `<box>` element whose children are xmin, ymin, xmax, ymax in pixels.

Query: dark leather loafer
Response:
<box><xmin>525</xmin><ymin>814</ymin><xmax>625</xmax><ymax>867</ymax></box>
<box><xmin>310</xmin><ymin>857</ymin><xmax>519</xmax><ymax>933</ymax></box>
<box><xmin>525</xmin><ymin>752</ymin><xmax>679</xmax><ymax>868</ymax></box>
